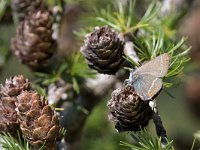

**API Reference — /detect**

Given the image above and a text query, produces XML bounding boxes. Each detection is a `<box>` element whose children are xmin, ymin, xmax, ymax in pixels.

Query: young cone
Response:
<box><xmin>11</xmin><ymin>0</ymin><xmax>43</xmax><ymax>22</ymax></box>
<box><xmin>107</xmin><ymin>85</ymin><xmax>153</xmax><ymax>132</ymax></box>
<box><xmin>0</xmin><ymin>75</ymin><xmax>30</xmax><ymax>136</ymax></box>
<box><xmin>16</xmin><ymin>90</ymin><xmax>61</xmax><ymax>149</ymax></box>
<box><xmin>81</xmin><ymin>26</ymin><xmax>124</xmax><ymax>74</ymax></box>
<box><xmin>11</xmin><ymin>10</ymin><xmax>55</xmax><ymax>71</ymax></box>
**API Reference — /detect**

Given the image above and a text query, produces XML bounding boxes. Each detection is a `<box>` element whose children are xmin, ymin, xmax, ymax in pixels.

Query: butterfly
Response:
<box><xmin>128</xmin><ymin>53</ymin><xmax>170</xmax><ymax>100</ymax></box>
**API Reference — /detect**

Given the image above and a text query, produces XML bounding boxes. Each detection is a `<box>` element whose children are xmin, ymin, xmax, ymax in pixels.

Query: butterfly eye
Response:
<box><xmin>131</xmin><ymin>74</ymin><xmax>138</xmax><ymax>82</ymax></box>
<box><xmin>134</xmin><ymin>74</ymin><xmax>138</xmax><ymax>78</ymax></box>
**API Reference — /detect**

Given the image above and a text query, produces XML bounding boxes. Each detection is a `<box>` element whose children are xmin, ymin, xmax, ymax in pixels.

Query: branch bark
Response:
<box><xmin>59</xmin><ymin>75</ymin><xmax>120</xmax><ymax>150</ymax></box>
<box><xmin>150</xmin><ymin>101</ymin><xmax>168</xmax><ymax>146</ymax></box>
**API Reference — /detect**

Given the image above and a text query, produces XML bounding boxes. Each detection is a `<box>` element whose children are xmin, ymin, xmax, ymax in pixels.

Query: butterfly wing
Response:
<box><xmin>133</xmin><ymin>74</ymin><xmax>163</xmax><ymax>100</ymax></box>
<box><xmin>134</xmin><ymin>53</ymin><xmax>170</xmax><ymax>77</ymax></box>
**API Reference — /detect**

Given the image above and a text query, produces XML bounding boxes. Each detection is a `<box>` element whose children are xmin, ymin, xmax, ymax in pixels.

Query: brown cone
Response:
<box><xmin>0</xmin><ymin>75</ymin><xmax>30</xmax><ymax>135</ymax></box>
<box><xmin>11</xmin><ymin>10</ymin><xmax>55</xmax><ymax>71</ymax></box>
<box><xmin>16</xmin><ymin>90</ymin><xmax>61</xmax><ymax>149</ymax></box>
<box><xmin>81</xmin><ymin>26</ymin><xmax>124</xmax><ymax>74</ymax></box>
<box><xmin>107</xmin><ymin>85</ymin><xmax>152</xmax><ymax>132</ymax></box>
<box><xmin>11</xmin><ymin>0</ymin><xmax>43</xmax><ymax>22</ymax></box>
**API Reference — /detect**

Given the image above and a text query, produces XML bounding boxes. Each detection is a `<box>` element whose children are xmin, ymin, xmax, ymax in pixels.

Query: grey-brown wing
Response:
<box><xmin>133</xmin><ymin>74</ymin><xmax>163</xmax><ymax>100</ymax></box>
<box><xmin>134</xmin><ymin>53</ymin><xmax>170</xmax><ymax>77</ymax></box>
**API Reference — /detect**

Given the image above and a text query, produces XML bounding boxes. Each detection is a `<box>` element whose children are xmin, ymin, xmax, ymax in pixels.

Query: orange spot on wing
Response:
<box><xmin>148</xmin><ymin>86</ymin><xmax>161</xmax><ymax>97</ymax></box>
